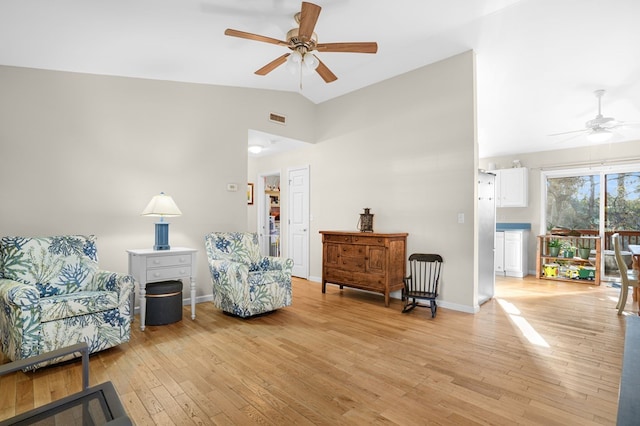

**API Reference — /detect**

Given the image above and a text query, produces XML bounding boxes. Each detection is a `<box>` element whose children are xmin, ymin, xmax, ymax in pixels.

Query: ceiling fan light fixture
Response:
<box><xmin>290</xmin><ymin>50</ymin><xmax>303</xmax><ymax>64</ymax></box>
<box><xmin>303</xmin><ymin>53</ymin><xmax>319</xmax><ymax>70</ymax></box>
<box><xmin>587</xmin><ymin>128</ymin><xmax>612</xmax><ymax>143</ymax></box>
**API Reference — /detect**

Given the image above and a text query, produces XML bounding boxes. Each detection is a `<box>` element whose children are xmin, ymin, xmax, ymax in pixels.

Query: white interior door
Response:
<box><xmin>288</xmin><ymin>166</ymin><xmax>309</xmax><ymax>278</ymax></box>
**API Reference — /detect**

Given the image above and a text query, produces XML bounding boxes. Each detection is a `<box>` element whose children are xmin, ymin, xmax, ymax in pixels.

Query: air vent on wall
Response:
<box><xmin>269</xmin><ymin>112</ymin><xmax>287</xmax><ymax>125</ymax></box>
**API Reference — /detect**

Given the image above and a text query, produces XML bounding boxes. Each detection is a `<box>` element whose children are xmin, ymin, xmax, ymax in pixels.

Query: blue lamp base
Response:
<box><xmin>154</xmin><ymin>222</ymin><xmax>170</xmax><ymax>250</ymax></box>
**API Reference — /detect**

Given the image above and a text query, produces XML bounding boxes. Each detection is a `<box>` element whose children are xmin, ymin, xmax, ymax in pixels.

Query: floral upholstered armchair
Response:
<box><xmin>204</xmin><ymin>232</ymin><xmax>293</xmax><ymax>318</ymax></box>
<box><xmin>0</xmin><ymin>235</ymin><xmax>134</xmax><ymax>363</ymax></box>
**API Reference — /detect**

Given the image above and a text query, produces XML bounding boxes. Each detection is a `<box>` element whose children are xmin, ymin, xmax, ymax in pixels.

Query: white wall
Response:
<box><xmin>480</xmin><ymin>139</ymin><xmax>640</xmax><ymax>274</ymax></box>
<box><xmin>0</xmin><ymin>65</ymin><xmax>316</xmax><ymax>305</ymax></box>
<box><xmin>249</xmin><ymin>51</ymin><xmax>479</xmax><ymax>312</ymax></box>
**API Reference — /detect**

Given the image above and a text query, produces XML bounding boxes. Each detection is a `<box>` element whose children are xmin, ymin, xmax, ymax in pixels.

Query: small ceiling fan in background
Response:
<box><xmin>549</xmin><ymin>89</ymin><xmax>638</xmax><ymax>143</ymax></box>
<box><xmin>224</xmin><ymin>1</ymin><xmax>378</xmax><ymax>85</ymax></box>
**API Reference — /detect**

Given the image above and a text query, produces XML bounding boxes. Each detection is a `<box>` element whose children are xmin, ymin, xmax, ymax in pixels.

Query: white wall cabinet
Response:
<box><xmin>495</xmin><ymin>230</ymin><xmax>529</xmax><ymax>277</ymax></box>
<box><xmin>494</xmin><ymin>168</ymin><xmax>528</xmax><ymax>207</ymax></box>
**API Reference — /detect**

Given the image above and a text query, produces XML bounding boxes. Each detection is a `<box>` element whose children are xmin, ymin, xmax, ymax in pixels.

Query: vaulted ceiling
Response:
<box><xmin>1</xmin><ymin>0</ymin><xmax>639</xmax><ymax>157</ymax></box>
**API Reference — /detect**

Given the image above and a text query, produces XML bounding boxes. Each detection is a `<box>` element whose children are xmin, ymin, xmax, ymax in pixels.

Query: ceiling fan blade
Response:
<box><xmin>255</xmin><ymin>53</ymin><xmax>290</xmax><ymax>75</ymax></box>
<box><xmin>315</xmin><ymin>58</ymin><xmax>337</xmax><ymax>83</ymax></box>
<box><xmin>298</xmin><ymin>2</ymin><xmax>321</xmax><ymax>41</ymax></box>
<box><xmin>316</xmin><ymin>42</ymin><xmax>378</xmax><ymax>54</ymax></box>
<box><xmin>224</xmin><ymin>29</ymin><xmax>288</xmax><ymax>47</ymax></box>
<box><xmin>548</xmin><ymin>129</ymin><xmax>586</xmax><ymax>137</ymax></box>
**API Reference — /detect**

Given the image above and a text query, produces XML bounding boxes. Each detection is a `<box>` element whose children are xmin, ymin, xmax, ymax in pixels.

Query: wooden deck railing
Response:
<box><xmin>572</xmin><ymin>230</ymin><xmax>640</xmax><ymax>250</ymax></box>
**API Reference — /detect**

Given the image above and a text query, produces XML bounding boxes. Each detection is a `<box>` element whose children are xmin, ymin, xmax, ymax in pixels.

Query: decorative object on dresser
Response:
<box><xmin>127</xmin><ymin>247</ymin><xmax>197</xmax><ymax>331</ymax></box>
<box><xmin>320</xmin><ymin>231</ymin><xmax>407</xmax><ymax>307</ymax></box>
<box><xmin>402</xmin><ymin>253</ymin><xmax>443</xmax><ymax>318</ymax></box>
<box><xmin>204</xmin><ymin>232</ymin><xmax>293</xmax><ymax>318</ymax></box>
<box><xmin>141</xmin><ymin>191</ymin><xmax>182</xmax><ymax>250</ymax></box>
<box><xmin>0</xmin><ymin>235</ymin><xmax>134</xmax><ymax>365</ymax></box>
<box><xmin>358</xmin><ymin>208</ymin><xmax>374</xmax><ymax>232</ymax></box>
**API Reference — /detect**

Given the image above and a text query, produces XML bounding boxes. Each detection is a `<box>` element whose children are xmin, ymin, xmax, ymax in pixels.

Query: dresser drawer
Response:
<box><xmin>352</xmin><ymin>272</ymin><xmax>385</xmax><ymax>290</ymax></box>
<box><xmin>323</xmin><ymin>234</ymin><xmax>353</xmax><ymax>244</ymax></box>
<box><xmin>147</xmin><ymin>266</ymin><xmax>191</xmax><ymax>282</ymax></box>
<box><xmin>351</xmin><ymin>235</ymin><xmax>386</xmax><ymax>246</ymax></box>
<box><xmin>146</xmin><ymin>254</ymin><xmax>192</xmax><ymax>268</ymax></box>
<box><xmin>336</xmin><ymin>256</ymin><xmax>366</xmax><ymax>272</ymax></box>
<box><xmin>324</xmin><ymin>269</ymin><xmax>353</xmax><ymax>284</ymax></box>
<box><xmin>339</xmin><ymin>244</ymin><xmax>366</xmax><ymax>257</ymax></box>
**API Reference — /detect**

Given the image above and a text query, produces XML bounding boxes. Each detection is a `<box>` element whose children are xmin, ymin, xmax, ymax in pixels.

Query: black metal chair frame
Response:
<box><xmin>402</xmin><ymin>253</ymin><xmax>443</xmax><ymax>318</ymax></box>
<box><xmin>0</xmin><ymin>343</ymin><xmax>131</xmax><ymax>425</ymax></box>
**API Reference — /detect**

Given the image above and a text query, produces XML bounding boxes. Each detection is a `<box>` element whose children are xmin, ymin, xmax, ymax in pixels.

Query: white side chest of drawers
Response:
<box><xmin>127</xmin><ymin>247</ymin><xmax>197</xmax><ymax>331</ymax></box>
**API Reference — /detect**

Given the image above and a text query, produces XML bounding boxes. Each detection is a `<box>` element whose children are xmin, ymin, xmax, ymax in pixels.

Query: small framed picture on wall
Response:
<box><xmin>247</xmin><ymin>183</ymin><xmax>254</xmax><ymax>205</ymax></box>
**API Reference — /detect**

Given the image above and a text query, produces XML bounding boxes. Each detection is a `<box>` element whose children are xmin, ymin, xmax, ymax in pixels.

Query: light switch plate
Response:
<box><xmin>227</xmin><ymin>183</ymin><xmax>238</xmax><ymax>191</ymax></box>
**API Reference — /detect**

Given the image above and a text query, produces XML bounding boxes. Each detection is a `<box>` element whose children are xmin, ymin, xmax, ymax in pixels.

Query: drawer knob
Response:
<box><xmin>153</xmin><ymin>272</ymin><xmax>160</xmax><ymax>277</ymax></box>
<box><xmin>179</xmin><ymin>257</ymin><xmax>186</xmax><ymax>263</ymax></box>
<box><xmin>153</xmin><ymin>259</ymin><xmax>160</xmax><ymax>264</ymax></box>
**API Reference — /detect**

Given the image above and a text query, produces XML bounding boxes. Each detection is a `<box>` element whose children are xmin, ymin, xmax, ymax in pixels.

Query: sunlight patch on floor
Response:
<box><xmin>497</xmin><ymin>298</ymin><xmax>550</xmax><ymax>348</ymax></box>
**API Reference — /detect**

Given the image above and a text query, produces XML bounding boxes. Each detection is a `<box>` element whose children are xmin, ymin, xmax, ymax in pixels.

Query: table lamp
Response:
<box><xmin>141</xmin><ymin>192</ymin><xmax>182</xmax><ymax>250</ymax></box>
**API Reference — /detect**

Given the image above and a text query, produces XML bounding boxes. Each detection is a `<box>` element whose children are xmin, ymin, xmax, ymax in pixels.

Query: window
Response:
<box><xmin>546</xmin><ymin>174</ymin><xmax>600</xmax><ymax>232</ymax></box>
<box><xmin>605</xmin><ymin>172</ymin><xmax>640</xmax><ymax>231</ymax></box>
<box><xmin>543</xmin><ymin>166</ymin><xmax>640</xmax><ymax>281</ymax></box>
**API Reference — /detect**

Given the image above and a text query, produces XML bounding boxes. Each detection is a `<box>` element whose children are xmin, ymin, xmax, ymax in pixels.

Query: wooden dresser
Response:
<box><xmin>319</xmin><ymin>231</ymin><xmax>408</xmax><ymax>307</ymax></box>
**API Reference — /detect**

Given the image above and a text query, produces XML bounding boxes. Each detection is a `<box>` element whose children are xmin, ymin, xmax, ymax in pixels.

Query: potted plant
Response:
<box><xmin>577</xmin><ymin>244</ymin><xmax>591</xmax><ymax>260</ymax></box>
<box><xmin>548</xmin><ymin>239</ymin><xmax>561</xmax><ymax>257</ymax></box>
<box><xmin>560</xmin><ymin>240</ymin><xmax>575</xmax><ymax>258</ymax></box>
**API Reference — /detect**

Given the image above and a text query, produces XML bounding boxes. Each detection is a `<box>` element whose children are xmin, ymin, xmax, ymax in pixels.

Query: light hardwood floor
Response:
<box><xmin>0</xmin><ymin>276</ymin><xmax>635</xmax><ymax>425</ymax></box>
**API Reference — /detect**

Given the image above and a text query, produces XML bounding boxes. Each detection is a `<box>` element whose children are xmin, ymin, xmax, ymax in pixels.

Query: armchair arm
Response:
<box><xmin>0</xmin><ymin>278</ymin><xmax>42</xmax><ymax>361</ymax></box>
<box><xmin>0</xmin><ymin>278</ymin><xmax>40</xmax><ymax>307</ymax></box>
<box><xmin>88</xmin><ymin>270</ymin><xmax>134</xmax><ymax>299</ymax></box>
<box><xmin>256</xmin><ymin>256</ymin><xmax>294</xmax><ymax>273</ymax></box>
<box><xmin>208</xmin><ymin>259</ymin><xmax>249</xmax><ymax>286</ymax></box>
<box><xmin>87</xmin><ymin>271</ymin><xmax>135</xmax><ymax>325</ymax></box>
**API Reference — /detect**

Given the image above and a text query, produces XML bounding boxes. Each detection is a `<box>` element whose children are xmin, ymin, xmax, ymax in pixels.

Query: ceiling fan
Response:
<box><xmin>549</xmin><ymin>89</ymin><xmax>635</xmax><ymax>143</ymax></box>
<box><xmin>224</xmin><ymin>1</ymin><xmax>378</xmax><ymax>84</ymax></box>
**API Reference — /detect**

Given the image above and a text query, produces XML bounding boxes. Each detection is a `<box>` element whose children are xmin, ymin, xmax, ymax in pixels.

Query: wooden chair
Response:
<box><xmin>613</xmin><ymin>233</ymin><xmax>640</xmax><ymax>315</ymax></box>
<box><xmin>402</xmin><ymin>253</ymin><xmax>443</xmax><ymax>318</ymax></box>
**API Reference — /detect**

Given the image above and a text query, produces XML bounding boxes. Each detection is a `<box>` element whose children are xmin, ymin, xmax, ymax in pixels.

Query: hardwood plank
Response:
<box><xmin>0</xmin><ymin>276</ymin><xmax>630</xmax><ymax>425</ymax></box>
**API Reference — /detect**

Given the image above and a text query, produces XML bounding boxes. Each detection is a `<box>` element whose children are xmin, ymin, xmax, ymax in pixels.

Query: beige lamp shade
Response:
<box><xmin>141</xmin><ymin>192</ymin><xmax>182</xmax><ymax>217</ymax></box>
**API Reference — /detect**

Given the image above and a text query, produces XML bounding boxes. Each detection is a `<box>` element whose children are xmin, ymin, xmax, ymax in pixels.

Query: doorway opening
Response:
<box><xmin>248</xmin><ymin>129</ymin><xmax>311</xmax><ymax>277</ymax></box>
<box><xmin>258</xmin><ymin>173</ymin><xmax>281</xmax><ymax>257</ymax></box>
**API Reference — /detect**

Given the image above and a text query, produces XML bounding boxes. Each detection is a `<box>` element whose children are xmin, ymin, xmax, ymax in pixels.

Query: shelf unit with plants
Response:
<box><xmin>536</xmin><ymin>235</ymin><xmax>602</xmax><ymax>285</ymax></box>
